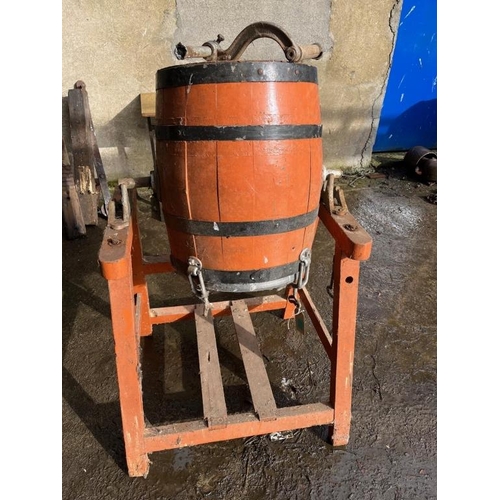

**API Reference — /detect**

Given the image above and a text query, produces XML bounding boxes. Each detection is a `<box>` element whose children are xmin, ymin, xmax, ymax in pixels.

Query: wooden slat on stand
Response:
<box><xmin>231</xmin><ymin>300</ymin><xmax>277</xmax><ymax>421</ymax></box>
<box><xmin>194</xmin><ymin>305</ymin><xmax>228</xmax><ymax>429</ymax></box>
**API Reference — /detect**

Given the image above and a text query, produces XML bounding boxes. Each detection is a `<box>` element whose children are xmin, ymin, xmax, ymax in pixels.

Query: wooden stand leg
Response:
<box><xmin>329</xmin><ymin>246</ymin><xmax>361</xmax><ymax>446</ymax></box>
<box><xmin>108</xmin><ymin>267</ymin><xmax>149</xmax><ymax>477</ymax></box>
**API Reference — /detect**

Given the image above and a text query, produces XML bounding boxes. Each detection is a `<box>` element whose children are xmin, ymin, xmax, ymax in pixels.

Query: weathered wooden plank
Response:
<box><xmin>68</xmin><ymin>82</ymin><xmax>98</xmax><ymax>225</ymax></box>
<box><xmin>194</xmin><ymin>305</ymin><xmax>227</xmax><ymax>429</ymax></box>
<box><xmin>231</xmin><ymin>300</ymin><xmax>277</xmax><ymax>421</ymax></box>
<box><xmin>62</xmin><ymin>138</ymin><xmax>86</xmax><ymax>239</ymax></box>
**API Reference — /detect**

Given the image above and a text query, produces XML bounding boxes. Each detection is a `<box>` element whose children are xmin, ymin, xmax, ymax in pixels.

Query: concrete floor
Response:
<box><xmin>62</xmin><ymin>153</ymin><xmax>437</xmax><ymax>499</ymax></box>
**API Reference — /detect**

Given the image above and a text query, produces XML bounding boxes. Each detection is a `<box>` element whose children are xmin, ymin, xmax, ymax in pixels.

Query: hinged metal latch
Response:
<box><xmin>187</xmin><ymin>257</ymin><xmax>212</xmax><ymax>315</ymax></box>
<box><xmin>296</xmin><ymin>248</ymin><xmax>312</xmax><ymax>289</ymax></box>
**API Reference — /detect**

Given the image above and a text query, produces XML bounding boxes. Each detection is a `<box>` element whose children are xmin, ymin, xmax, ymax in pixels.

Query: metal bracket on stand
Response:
<box><xmin>322</xmin><ymin>172</ymin><xmax>348</xmax><ymax>216</ymax></box>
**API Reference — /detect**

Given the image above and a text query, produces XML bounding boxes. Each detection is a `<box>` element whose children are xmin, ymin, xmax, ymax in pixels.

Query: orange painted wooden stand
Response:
<box><xmin>99</xmin><ymin>187</ymin><xmax>371</xmax><ymax>478</ymax></box>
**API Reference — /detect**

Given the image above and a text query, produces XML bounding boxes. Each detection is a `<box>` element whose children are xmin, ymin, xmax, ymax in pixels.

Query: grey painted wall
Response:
<box><xmin>62</xmin><ymin>0</ymin><xmax>402</xmax><ymax>181</ymax></box>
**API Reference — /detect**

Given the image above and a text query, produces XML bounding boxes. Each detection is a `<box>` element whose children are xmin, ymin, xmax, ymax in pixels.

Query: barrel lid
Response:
<box><xmin>156</xmin><ymin>61</ymin><xmax>317</xmax><ymax>89</ymax></box>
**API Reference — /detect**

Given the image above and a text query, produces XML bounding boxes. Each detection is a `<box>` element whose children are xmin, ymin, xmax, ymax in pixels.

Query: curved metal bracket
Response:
<box><xmin>321</xmin><ymin>173</ymin><xmax>348</xmax><ymax>216</ymax></box>
<box><xmin>107</xmin><ymin>178</ymin><xmax>136</xmax><ymax>230</ymax></box>
<box><xmin>175</xmin><ymin>22</ymin><xmax>322</xmax><ymax>63</ymax></box>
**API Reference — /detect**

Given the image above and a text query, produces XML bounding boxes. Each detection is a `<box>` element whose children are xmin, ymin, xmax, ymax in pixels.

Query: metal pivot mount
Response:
<box><xmin>174</xmin><ymin>22</ymin><xmax>323</xmax><ymax>62</ymax></box>
<box><xmin>107</xmin><ymin>178</ymin><xmax>136</xmax><ymax>230</ymax></box>
<box><xmin>322</xmin><ymin>172</ymin><xmax>348</xmax><ymax>216</ymax></box>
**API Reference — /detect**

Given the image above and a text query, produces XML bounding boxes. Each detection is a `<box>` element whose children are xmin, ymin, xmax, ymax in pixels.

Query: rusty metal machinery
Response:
<box><xmin>99</xmin><ymin>23</ymin><xmax>372</xmax><ymax>478</ymax></box>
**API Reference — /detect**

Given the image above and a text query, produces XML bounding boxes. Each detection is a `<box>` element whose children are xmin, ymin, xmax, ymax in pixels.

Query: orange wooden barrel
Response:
<box><xmin>155</xmin><ymin>61</ymin><xmax>323</xmax><ymax>292</ymax></box>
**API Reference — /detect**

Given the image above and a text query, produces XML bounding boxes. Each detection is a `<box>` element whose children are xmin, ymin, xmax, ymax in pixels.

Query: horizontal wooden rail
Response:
<box><xmin>150</xmin><ymin>295</ymin><xmax>288</xmax><ymax>324</ymax></box>
<box><xmin>143</xmin><ymin>403</ymin><xmax>334</xmax><ymax>452</ymax></box>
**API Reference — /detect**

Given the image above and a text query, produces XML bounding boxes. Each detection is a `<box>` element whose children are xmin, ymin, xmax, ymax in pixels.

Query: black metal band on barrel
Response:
<box><xmin>156</xmin><ymin>61</ymin><xmax>318</xmax><ymax>89</ymax></box>
<box><xmin>156</xmin><ymin>124</ymin><xmax>322</xmax><ymax>141</ymax></box>
<box><xmin>165</xmin><ymin>208</ymin><xmax>318</xmax><ymax>237</ymax></box>
<box><xmin>171</xmin><ymin>255</ymin><xmax>300</xmax><ymax>286</ymax></box>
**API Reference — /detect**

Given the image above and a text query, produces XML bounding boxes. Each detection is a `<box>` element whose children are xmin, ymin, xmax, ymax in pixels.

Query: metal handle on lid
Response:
<box><xmin>174</xmin><ymin>22</ymin><xmax>323</xmax><ymax>63</ymax></box>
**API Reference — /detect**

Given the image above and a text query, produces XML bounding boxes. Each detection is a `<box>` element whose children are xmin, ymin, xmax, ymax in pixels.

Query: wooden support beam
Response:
<box><xmin>329</xmin><ymin>247</ymin><xmax>361</xmax><ymax>446</ymax></box>
<box><xmin>194</xmin><ymin>305</ymin><xmax>228</xmax><ymax>429</ymax></box>
<box><xmin>144</xmin><ymin>403</ymin><xmax>334</xmax><ymax>452</ymax></box>
<box><xmin>107</xmin><ymin>261</ymin><xmax>149</xmax><ymax>477</ymax></box>
<box><xmin>150</xmin><ymin>295</ymin><xmax>288</xmax><ymax>324</ymax></box>
<box><xmin>298</xmin><ymin>287</ymin><xmax>334</xmax><ymax>359</ymax></box>
<box><xmin>231</xmin><ymin>300</ymin><xmax>277</xmax><ymax>421</ymax></box>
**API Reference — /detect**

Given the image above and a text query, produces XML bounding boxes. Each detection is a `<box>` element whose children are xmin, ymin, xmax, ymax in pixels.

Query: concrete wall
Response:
<box><xmin>62</xmin><ymin>0</ymin><xmax>402</xmax><ymax>181</ymax></box>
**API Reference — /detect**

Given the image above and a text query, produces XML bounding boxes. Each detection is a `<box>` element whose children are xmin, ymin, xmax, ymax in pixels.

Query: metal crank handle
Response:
<box><xmin>176</xmin><ymin>42</ymin><xmax>323</xmax><ymax>62</ymax></box>
<box><xmin>174</xmin><ymin>22</ymin><xmax>323</xmax><ymax>63</ymax></box>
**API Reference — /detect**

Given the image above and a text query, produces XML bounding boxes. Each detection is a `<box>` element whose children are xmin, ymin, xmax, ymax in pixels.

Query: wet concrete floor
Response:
<box><xmin>62</xmin><ymin>154</ymin><xmax>437</xmax><ymax>499</ymax></box>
